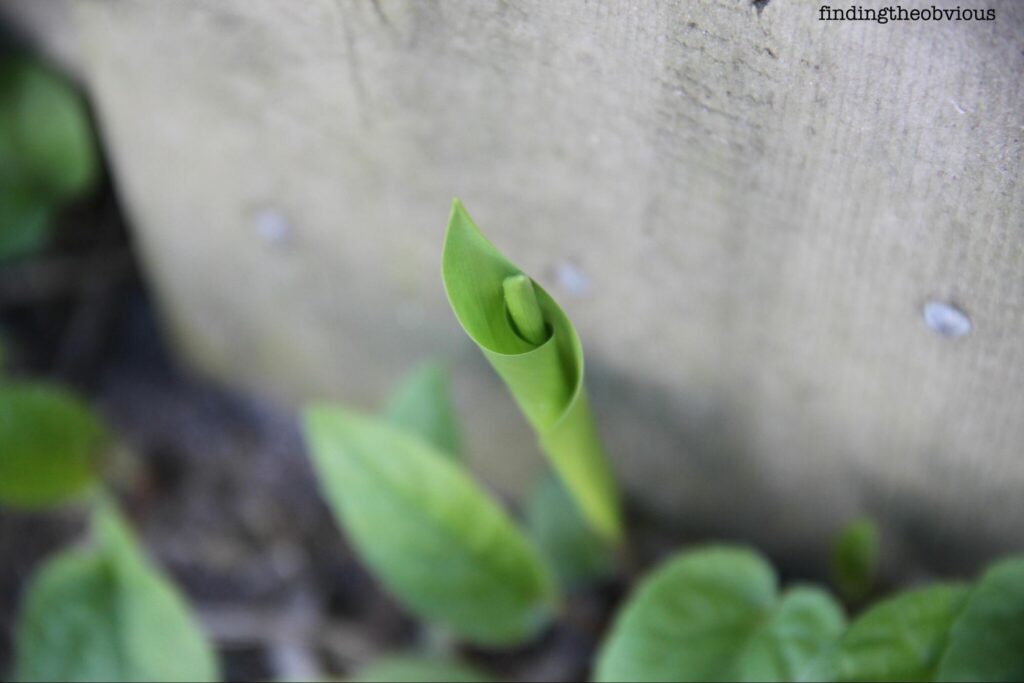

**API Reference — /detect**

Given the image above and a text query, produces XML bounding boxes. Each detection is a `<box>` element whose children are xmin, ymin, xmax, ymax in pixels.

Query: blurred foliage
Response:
<box><xmin>524</xmin><ymin>472</ymin><xmax>614</xmax><ymax>586</ymax></box>
<box><xmin>351</xmin><ymin>655</ymin><xmax>496</xmax><ymax>683</ymax></box>
<box><xmin>384</xmin><ymin>361</ymin><xmax>463</xmax><ymax>460</ymax></box>
<box><xmin>0</xmin><ymin>56</ymin><xmax>98</xmax><ymax>261</ymax></box>
<box><xmin>0</xmin><ymin>381</ymin><xmax>106</xmax><ymax>508</ymax></box>
<box><xmin>15</xmin><ymin>503</ymin><xmax>219</xmax><ymax>682</ymax></box>
<box><xmin>831</xmin><ymin>517</ymin><xmax>880</xmax><ymax>603</ymax></box>
<box><xmin>838</xmin><ymin>584</ymin><xmax>970</xmax><ymax>681</ymax></box>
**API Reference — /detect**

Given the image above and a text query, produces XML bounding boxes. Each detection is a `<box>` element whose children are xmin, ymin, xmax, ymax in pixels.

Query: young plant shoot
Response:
<box><xmin>442</xmin><ymin>199</ymin><xmax>622</xmax><ymax>543</ymax></box>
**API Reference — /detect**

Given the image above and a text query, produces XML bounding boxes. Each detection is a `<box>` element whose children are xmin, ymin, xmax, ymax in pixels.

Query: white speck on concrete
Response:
<box><xmin>923</xmin><ymin>300</ymin><xmax>971</xmax><ymax>338</ymax></box>
<box><xmin>253</xmin><ymin>208</ymin><xmax>293</xmax><ymax>247</ymax></box>
<box><xmin>554</xmin><ymin>261</ymin><xmax>591</xmax><ymax>297</ymax></box>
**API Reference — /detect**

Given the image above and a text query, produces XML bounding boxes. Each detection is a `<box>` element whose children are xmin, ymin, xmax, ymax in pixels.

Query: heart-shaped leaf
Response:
<box><xmin>595</xmin><ymin>546</ymin><xmax>845</xmax><ymax>682</ymax></box>
<box><xmin>938</xmin><ymin>558</ymin><xmax>1024</xmax><ymax>682</ymax></box>
<box><xmin>838</xmin><ymin>584</ymin><xmax>969</xmax><ymax>682</ymax></box>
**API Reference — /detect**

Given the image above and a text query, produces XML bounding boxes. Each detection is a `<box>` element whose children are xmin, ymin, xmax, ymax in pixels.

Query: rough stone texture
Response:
<box><xmin>7</xmin><ymin>0</ymin><xmax>1024</xmax><ymax>571</ymax></box>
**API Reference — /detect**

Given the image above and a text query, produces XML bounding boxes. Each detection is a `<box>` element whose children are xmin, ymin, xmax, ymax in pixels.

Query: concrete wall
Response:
<box><xmin>7</xmin><ymin>0</ymin><xmax>1023</xmax><ymax>572</ymax></box>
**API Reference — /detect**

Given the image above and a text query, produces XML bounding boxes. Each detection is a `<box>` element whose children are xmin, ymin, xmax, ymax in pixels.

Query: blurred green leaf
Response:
<box><xmin>384</xmin><ymin>361</ymin><xmax>462</xmax><ymax>460</ymax></box>
<box><xmin>0</xmin><ymin>382</ymin><xmax>106</xmax><ymax>508</ymax></box>
<box><xmin>830</xmin><ymin>517</ymin><xmax>879</xmax><ymax>603</ymax></box>
<box><xmin>938</xmin><ymin>557</ymin><xmax>1024</xmax><ymax>682</ymax></box>
<box><xmin>304</xmin><ymin>405</ymin><xmax>556</xmax><ymax>646</ymax></box>
<box><xmin>595</xmin><ymin>546</ymin><xmax>845</xmax><ymax>682</ymax></box>
<box><xmin>0</xmin><ymin>57</ymin><xmax>99</xmax><ymax>261</ymax></box>
<box><xmin>15</xmin><ymin>504</ymin><xmax>219</xmax><ymax>682</ymax></box>
<box><xmin>524</xmin><ymin>473</ymin><xmax>614</xmax><ymax>586</ymax></box>
<box><xmin>442</xmin><ymin>199</ymin><xmax>621</xmax><ymax>542</ymax></box>
<box><xmin>838</xmin><ymin>584</ymin><xmax>969</xmax><ymax>682</ymax></box>
<box><xmin>351</xmin><ymin>655</ymin><xmax>496</xmax><ymax>682</ymax></box>
<box><xmin>0</xmin><ymin>197</ymin><xmax>53</xmax><ymax>262</ymax></box>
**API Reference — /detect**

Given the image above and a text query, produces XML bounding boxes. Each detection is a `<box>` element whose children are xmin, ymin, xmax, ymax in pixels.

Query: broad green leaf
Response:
<box><xmin>938</xmin><ymin>558</ymin><xmax>1024</xmax><ymax>682</ymax></box>
<box><xmin>384</xmin><ymin>361</ymin><xmax>463</xmax><ymax>459</ymax></box>
<box><xmin>0</xmin><ymin>58</ymin><xmax>98</xmax><ymax>198</ymax></box>
<box><xmin>524</xmin><ymin>473</ymin><xmax>614</xmax><ymax>585</ymax></box>
<box><xmin>441</xmin><ymin>199</ymin><xmax>621</xmax><ymax>541</ymax></box>
<box><xmin>830</xmin><ymin>517</ymin><xmax>879</xmax><ymax>603</ymax></box>
<box><xmin>351</xmin><ymin>655</ymin><xmax>496</xmax><ymax>682</ymax></box>
<box><xmin>15</xmin><ymin>505</ymin><xmax>219</xmax><ymax>682</ymax></box>
<box><xmin>304</xmin><ymin>405</ymin><xmax>556</xmax><ymax>646</ymax></box>
<box><xmin>740</xmin><ymin>587</ymin><xmax>846</xmax><ymax>682</ymax></box>
<box><xmin>0</xmin><ymin>58</ymin><xmax>98</xmax><ymax>261</ymax></box>
<box><xmin>838</xmin><ymin>584</ymin><xmax>969</xmax><ymax>682</ymax></box>
<box><xmin>0</xmin><ymin>382</ymin><xmax>106</xmax><ymax>508</ymax></box>
<box><xmin>595</xmin><ymin>546</ymin><xmax>845</xmax><ymax>682</ymax></box>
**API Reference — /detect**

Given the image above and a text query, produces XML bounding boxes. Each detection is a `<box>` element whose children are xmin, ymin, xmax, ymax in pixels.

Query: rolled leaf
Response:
<box><xmin>441</xmin><ymin>199</ymin><xmax>621</xmax><ymax>542</ymax></box>
<box><xmin>15</xmin><ymin>504</ymin><xmax>218</xmax><ymax>682</ymax></box>
<box><xmin>595</xmin><ymin>546</ymin><xmax>845</xmax><ymax>682</ymax></box>
<box><xmin>304</xmin><ymin>405</ymin><xmax>556</xmax><ymax>646</ymax></box>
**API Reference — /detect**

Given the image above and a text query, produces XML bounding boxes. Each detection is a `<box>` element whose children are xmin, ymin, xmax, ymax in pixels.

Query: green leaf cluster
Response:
<box><xmin>596</xmin><ymin>547</ymin><xmax>845</xmax><ymax>682</ymax></box>
<box><xmin>1</xmin><ymin>366</ymin><xmax>217</xmax><ymax>681</ymax></box>
<box><xmin>0</xmin><ymin>57</ymin><xmax>99</xmax><ymax>261</ymax></box>
<box><xmin>596</xmin><ymin>545</ymin><xmax>1024</xmax><ymax>683</ymax></box>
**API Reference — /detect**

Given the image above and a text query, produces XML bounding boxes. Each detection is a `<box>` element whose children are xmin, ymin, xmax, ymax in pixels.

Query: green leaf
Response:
<box><xmin>938</xmin><ymin>557</ymin><xmax>1024</xmax><ymax>682</ymax></box>
<box><xmin>0</xmin><ymin>58</ymin><xmax>99</xmax><ymax>262</ymax></box>
<box><xmin>351</xmin><ymin>655</ymin><xmax>496</xmax><ymax>682</ymax></box>
<box><xmin>595</xmin><ymin>546</ymin><xmax>845</xmax><ymax>682</ymax></box>
<box><xmin>441</xmin><ymin>199</ymin><xmax>622</xmax><ymax>542</ymax></box>
<box><xmin>384</xmin><ymin>361</ymin><xmax>463</xmax><ymax>460</ymax></box>
<box><xmin>0</xmin><ymin>382</ymin><xmax>106</xmax><ymax>508</ymax></box>
<box><xmin>304</xmin><ymin>405</ymin><xmax>556</xmax><ymax>646</ymax></box>
<box><xmin>838</xmin><ymin>584</ymin><xmax>969</xmax><ymax>682</ymax></box>
<box><xmin>15</xmin><ymin>505</ymin><xmax>219</xmax><ymax>682</ymax></box>
<box><xmin>830</xmin><ymin>517</ymin><xmax>880</xmax><ymax>603</ymax></box>
<box><xmin>0</xmin><ymin>58</ymin><xmax>98</xmax><ymax>199</ymax></box>
<box><xmin>0</xmin><ymin>197</ymin><xmax>53</xmax><ymax>262</ymax></box>
<box><xmin>524</xmin><ymin>473</ymin><xmax>614</xmax><ymax>585</ymax></box>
